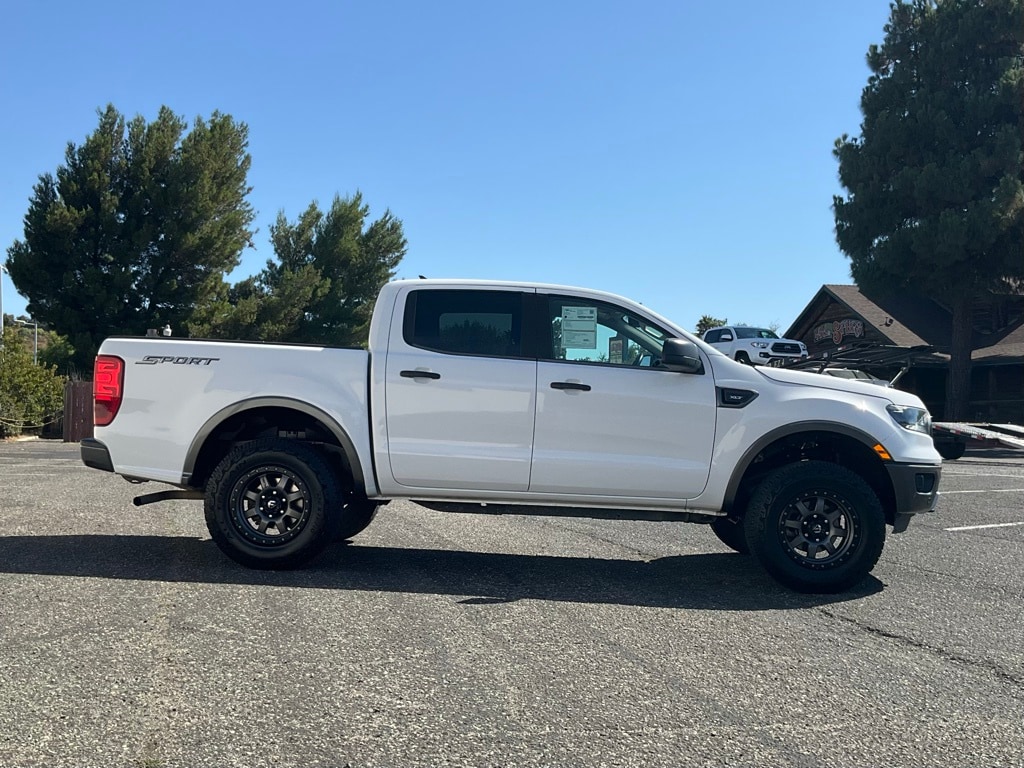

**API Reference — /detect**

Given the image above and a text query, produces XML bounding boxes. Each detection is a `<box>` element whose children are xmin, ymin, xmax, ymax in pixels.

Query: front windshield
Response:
<box><xmin>735</xmin><ymin>327</ymin><xmax>779</xmax><ymax>339</ymax></box>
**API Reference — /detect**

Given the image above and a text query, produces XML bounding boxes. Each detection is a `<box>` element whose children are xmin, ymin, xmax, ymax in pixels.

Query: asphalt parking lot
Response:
<box><xmin>1</xmin><ymin>439</ymin><xmax>1022</xmax><ymax>768</ymax></box>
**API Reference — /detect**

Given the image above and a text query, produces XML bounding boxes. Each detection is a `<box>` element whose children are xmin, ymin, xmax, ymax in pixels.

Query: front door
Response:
<box><xmin>529</xmin><ymin>293</ymin><xmax>717</xmax><ymax>501</ymax></box>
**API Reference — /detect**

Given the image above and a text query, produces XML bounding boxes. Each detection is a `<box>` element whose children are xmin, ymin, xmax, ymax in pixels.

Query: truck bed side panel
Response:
<box><xmin>94</xmin><ymin>339</ymin><xmax>373</xmax><ymax>489</ymax></box>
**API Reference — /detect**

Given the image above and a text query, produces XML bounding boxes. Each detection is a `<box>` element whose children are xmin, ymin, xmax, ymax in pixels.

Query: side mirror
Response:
<box><xmin>719</xmin><ymin>332</ymin><xmax>733</xmax><ymax>341</ymax></box>
<box><xmin>661</xmin><ymin>338</ymin><xmax>704</xmax><ymax>374</ymax></box>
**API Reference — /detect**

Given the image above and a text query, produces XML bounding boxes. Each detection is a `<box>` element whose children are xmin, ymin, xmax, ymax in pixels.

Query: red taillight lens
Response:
<box><xmin>93</xmin><ymin>355</ymin><xmax>125</xmax><ymax>427</ymax></box>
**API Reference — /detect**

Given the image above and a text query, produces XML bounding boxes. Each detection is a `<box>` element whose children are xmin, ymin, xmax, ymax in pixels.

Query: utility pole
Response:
<box><xmin>0</xmin><ymin>263</ymin><xmax>7</xmax><ymax>341</ymax></box>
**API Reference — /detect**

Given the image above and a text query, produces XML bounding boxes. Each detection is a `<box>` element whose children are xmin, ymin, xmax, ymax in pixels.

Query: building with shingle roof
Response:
<box><xmin>785</xmin><ymin>285</ymin><xmax>1024</xmax><ymax>422</ymax></box>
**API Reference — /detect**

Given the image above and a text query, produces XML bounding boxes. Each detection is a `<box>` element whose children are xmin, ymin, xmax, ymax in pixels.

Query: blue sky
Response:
<box><xmin>1</xmin><ymin>0</ymin><xmax>894</xmax><ymax>336</ymax></box>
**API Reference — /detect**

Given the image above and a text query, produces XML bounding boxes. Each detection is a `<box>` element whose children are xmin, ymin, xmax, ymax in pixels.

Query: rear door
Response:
<box><xmin>383</xmin><ymin>286</ymin><xmax>538</xmax><ymax>491</ymax></box>
<box><xmin>529</xmin><ymin>293</ymin><xmax>717</xmax><ymax>501</ymax></box>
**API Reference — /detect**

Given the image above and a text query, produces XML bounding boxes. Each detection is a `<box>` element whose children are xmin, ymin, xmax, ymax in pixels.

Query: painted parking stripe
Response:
<box><xmin>945</xmin><ymin>522</ymin><xmax>1024</xmax><ymax>532</ymax></box>
<box><xmin>940</xmin><ymin>489</ymin><xmax>1024</xmax><ymax>494</ymax></box>
<box><xmin>0</xmin><ymin>470</ymin><xmax>91</xmax><ymax>477</ymax></box>
<box><xmin>942</xmin><ymin>471</ymin><xmax>1024</xmax><ymax>478</ymax></box>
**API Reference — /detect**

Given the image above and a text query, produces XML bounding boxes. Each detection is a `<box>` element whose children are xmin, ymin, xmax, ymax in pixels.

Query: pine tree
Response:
<box><xmin>833</xmin><ymin>0</ymin><xmax>1024</xmax><ymax>419</ymax></box>
<box><xmin>193</xmin><ymin>193</ymin><xmax>406</xmax><ymax>346</ymax></box>
<box><xmin>5</xmin><ymin>105</ymin><xmax>255</xmax><ymax>370</ymax></box>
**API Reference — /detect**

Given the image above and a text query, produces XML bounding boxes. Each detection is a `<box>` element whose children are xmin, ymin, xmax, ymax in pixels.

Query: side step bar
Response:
<box><xmin>133</xmin><ymin>490</ymin><xmax>205</xmax><ymax>507</ymax></box>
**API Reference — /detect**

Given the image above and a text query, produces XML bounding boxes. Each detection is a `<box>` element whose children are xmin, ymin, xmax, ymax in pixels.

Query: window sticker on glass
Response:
<box><xmin>561</xmin><ymin>306</ymin><xmax>597</xmax><ymax>349</ymax></box>
<box><xmin>608</xmin><ymin>337</ymin><xmax>624</xmax><ymax>364</ymax></box>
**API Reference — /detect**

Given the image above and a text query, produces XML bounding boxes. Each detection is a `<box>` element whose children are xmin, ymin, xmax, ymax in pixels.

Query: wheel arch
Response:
<box><xmin>721</xmin><ymin>422</ymin><xmax>898</xmax><ymax>526</ymax></box>
<box><xmin>182</xmin><ymin>397</ymin><xmax>367</xmax><ymax>496</ymax></box>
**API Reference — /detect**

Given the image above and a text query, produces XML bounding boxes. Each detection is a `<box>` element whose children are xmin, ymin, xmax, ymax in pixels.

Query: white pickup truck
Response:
<box><xmin>82</xmin><ymin>279</ymin><xmax>941</xmax><ymax>593</ymax></box>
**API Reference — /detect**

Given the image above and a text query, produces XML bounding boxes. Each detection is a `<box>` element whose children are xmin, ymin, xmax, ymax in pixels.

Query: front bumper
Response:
<box><xmin>748</xmin><ymin>345</ymin><xmax>807</xmax><ymax>365</ymax></box>
<box><xmin>886</xmin><ymin>461</ymin><xmax>941</xmax><ymax>532</ymax></box>
<box><xmin>757</xmin><ymin>351</ymin><xmax>807</xmax><ymax>363</ymax></box>
<box><xmin>81</xmin><ymin>437</ymin><xmax>114</xmax><ymax>473</ymax></box>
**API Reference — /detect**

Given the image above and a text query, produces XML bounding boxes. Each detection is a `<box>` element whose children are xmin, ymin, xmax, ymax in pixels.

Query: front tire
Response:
<box><xmin>710</xmin><ymin>517</ymin><xmax>749</xmax><ymax>554</ymax></box>
<box><xmin>334</xmin><ymin>499</ymin><xmax>383</xmax><ymax>542</ymax></box>
<box><xmin>205</xmin><ymin>438</ymin><xmax>343</xmax><ymax>569</ymax></box>
<box><xmin>735</xmin><ymin>352</ymin><xmax>751</xmax><ymax>364</ymax></box>
<box><xmin>744</xmin><ymin>461</ymin><xmax>885</xmax><ymax>593</ymax></box>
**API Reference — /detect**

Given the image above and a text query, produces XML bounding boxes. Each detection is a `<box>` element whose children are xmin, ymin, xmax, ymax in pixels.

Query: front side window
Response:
<box><xmin>704</xmin><ymin>329</ymin><xmax>721</xmax><ymax>343</ymax></box>
<box><xmin>543</xmin><ymin>295</ymin><xmax>667</xmax><ymax>367</ymax></box>
<box><xmin>404</xmin><ymin>289</ymin><xmax>523</xmax><ymax>357</ymax></box>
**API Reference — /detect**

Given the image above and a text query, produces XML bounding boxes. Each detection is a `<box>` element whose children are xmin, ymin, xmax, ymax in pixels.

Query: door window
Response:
<box><xmin>404</xmin><ymin>290</ymin><xmax>523</xmax><ymax>358</ymax></box>
<box><xmin>543</xmin><ymin>296</ymin><xmax>668</xmax><ymax>367</ymax></box>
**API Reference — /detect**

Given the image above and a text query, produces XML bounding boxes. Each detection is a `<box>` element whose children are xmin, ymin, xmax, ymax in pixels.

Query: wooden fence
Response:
<box><xmin>63</xmin><ymin>380</ymin><xmax>92</xmax><ymax>442</ymax></box>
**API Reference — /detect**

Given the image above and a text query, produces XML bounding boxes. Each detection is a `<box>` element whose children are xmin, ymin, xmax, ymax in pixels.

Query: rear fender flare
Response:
<box><xmin>181</xmin><ymin>397</ymin><xmax>367</xmax><ymax>496</ymax></box>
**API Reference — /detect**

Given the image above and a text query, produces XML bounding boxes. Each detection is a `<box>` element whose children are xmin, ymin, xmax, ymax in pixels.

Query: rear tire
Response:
<box><xmin>710</xmin><ymin>517</ymin><xmax>749</xmax><ymax>554</ymax></box>
<box><xmin>205</xmin><ymin>438</ymin><xmax>342</xmax><ymax>569</ymax></box>
<box><xmin>744</xmin><ymin>461</ymin><xmax>885</xmax><ymax>593</ymax></box>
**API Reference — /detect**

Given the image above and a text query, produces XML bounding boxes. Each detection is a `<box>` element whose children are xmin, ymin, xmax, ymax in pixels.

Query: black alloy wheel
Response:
<box><xmin>229</xmin><ymin>464</ymin><xmax>312</xmax><ymax>545</ymax></box>
<box><xmin>205</xmin><ymin>438</ymin><xmax>343</xmax><ymax>569</ymax></box>
<box><xmin>776</xmin><ymin>489</ymin><xmax>857</xmax><ymax>566</ymax></box>
<box><xmin>744</xmin><ymin>461</ymin><xmax>885</xmax><ymax>593</ymax></box>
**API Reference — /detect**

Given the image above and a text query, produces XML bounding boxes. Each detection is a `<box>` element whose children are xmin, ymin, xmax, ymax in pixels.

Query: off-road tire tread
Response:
<box><xmin>205</xmin><ymin>437</ymin><xmax>343</xmax><ymax>569</ymax></box>
<box><xmin>743</xmin><ymin>460</ymin><xmax>885</xmax><ymax>593</ymax></box>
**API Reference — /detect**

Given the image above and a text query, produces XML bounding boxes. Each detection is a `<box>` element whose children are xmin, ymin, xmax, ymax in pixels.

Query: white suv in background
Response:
<box><xmin>703</xmin><ymin>325</ymin><xmax>808</xmax><ymax>366</ymax></box>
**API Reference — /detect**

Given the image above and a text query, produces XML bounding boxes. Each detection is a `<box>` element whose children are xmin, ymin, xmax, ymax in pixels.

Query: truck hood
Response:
<box><xmin>754</xmin><ymin>365</ymin><xmax>920</xmax><ymax>406</ymax></box>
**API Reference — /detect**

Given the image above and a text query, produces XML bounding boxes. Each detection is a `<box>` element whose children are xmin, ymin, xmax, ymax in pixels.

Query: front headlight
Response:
<box><xmin>752</xmin><ymin>342</ymin><xmax>769</xmax><ymax>349</ymax></box>
<box><xmin>887</xmin><ymin>404</ymin><xmax>932</xmax><ymax>434</ymax></box>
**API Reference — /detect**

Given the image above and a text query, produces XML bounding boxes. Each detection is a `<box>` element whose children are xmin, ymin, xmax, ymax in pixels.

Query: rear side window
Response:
<box><xmin>404</xmin><ymin>290</ymin><xmax>523</xmax><ymax>357</ymax></box>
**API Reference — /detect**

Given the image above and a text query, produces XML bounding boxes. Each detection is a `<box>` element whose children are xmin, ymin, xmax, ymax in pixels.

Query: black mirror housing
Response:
<box><xmin>661</xmin><ymin>338</ymin><xmax>704</xmax><ymax>374</ymax></box>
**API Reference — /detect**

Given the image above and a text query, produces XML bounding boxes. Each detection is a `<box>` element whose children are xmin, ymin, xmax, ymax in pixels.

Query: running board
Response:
<box><xmin>412</xmin><ymin>500</ymin><xmax>720</xmax><ymax>523</ymax></box>
<box><xmin>133</xmin><ymin>490</ymin><xmax>205</xmax><ymax>507</ymax></box>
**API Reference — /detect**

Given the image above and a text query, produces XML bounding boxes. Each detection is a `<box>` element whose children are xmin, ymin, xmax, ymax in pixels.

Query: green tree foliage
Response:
<box><xmin>268</xmin><ymin>193</ymin><xmax>407</xmax><ymax>346</ymax></box>
<box><xmin>37</xmin><ymin>331</ymin><xmax>76</xmax><ymax>376</ymax></box>
<box><xmin>0</xmin><ymin>328</ymin><xmax>66</xmax><ymax>437</ymax></box>
<box><xmin>833</xmin><ymin>0</ymin><xmax>1024</xmax><ymax>419</ymax></box>
<box><xmin>192</xmin><ymin>193</ymin><xmax>406</xmax><ymax>346</ymax></box>
<box><xmin>3</xmin><ymin>314</ymin><xmax>78</xmax><ymax>376</ymax></box>
<box><xmin>5</xmin><ymin>104</ymin><xmax>255</xmax><ymax>371</ymax></box>
<box><xmin>694</xmin><ymin>315</ymin><xmax>728</xmax><ymax>336</ymax></box>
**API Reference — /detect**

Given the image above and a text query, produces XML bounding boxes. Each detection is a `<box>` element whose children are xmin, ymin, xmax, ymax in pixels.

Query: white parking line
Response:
<box><xmin>940</xmin><ymin>489</ymin><xmax>1024</xmax><ymax>494</ymax></box>
<box><xmin>942</xmin><ymin>471</ymin><xmax>1024</xmax><ymax>478</ymax></box>
<box><xmin>0</xmin><ymin>470</ymin><xmax>91</xmax><ymax>477</ymax></box>
<box><xmin>0</xmin><ymin>460</ymin><xmax>84</xmax><ymax>465</ymax></box>
<box><xmin>945</xmin><ymin>522</ymin><xmax>1024</xmax><ymax>532</ymax></box>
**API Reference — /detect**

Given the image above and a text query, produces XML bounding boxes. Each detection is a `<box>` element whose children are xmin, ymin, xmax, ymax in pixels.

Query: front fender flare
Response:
<box><xmin>720</xmin><ymin>421</ymin><xmax>883</xmax><ymax>515</ymax></box>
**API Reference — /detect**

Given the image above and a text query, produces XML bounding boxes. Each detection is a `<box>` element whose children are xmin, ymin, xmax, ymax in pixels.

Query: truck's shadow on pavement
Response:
<box><xmin>0</xmin><ymin>534</ymin><xmax>881</xmax><ymax>610</ymax></box>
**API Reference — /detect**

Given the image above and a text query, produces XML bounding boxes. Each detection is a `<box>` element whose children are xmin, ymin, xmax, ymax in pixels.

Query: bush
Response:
<box><xmin>0</xmin><ymin>328</ymin><xmax>66</xmax><ymax>437</ymax></box>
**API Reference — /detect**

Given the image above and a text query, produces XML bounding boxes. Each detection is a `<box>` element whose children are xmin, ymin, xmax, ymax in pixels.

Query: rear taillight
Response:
<box><xmin>93</xmin><ymin>355</ymin><xmax>124</xmax><ymax>426</ymax></box>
